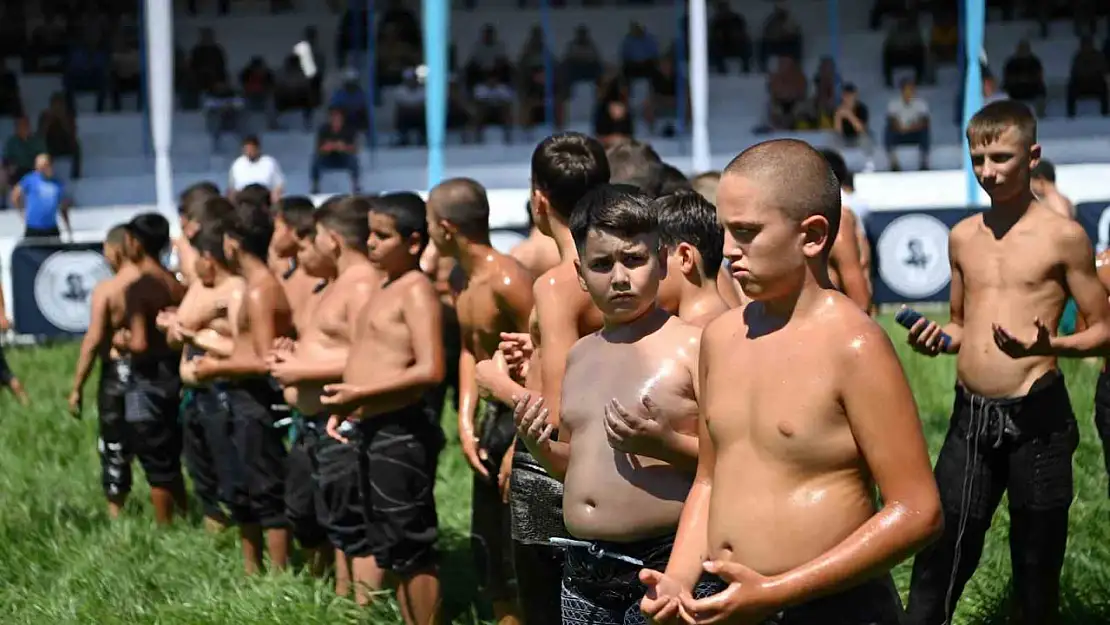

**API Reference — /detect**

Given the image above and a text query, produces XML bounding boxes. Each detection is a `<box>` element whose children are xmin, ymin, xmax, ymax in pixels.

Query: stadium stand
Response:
<box><xmin>0</xmin><ymin>0</ymin><xmax>1106</xmax><ymax>206</ymax></box>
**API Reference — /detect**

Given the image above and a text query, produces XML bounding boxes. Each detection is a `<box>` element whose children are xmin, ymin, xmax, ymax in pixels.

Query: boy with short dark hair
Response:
<box><xmin>653</xmin><ymin>190</ymin><xmax>729</xmax><ymax>328</ymax></box>
<box><xmin>513</xmin><ymin>184</ymin><xmax>705</xmax><ymax>625</ymax></box>
<box><xmin>320</xmin><ymin>193</ymin><xmax>445</xmax><ymax>625</ymax></box>
<box><xmin>269</xmin><ymin>195</ymin><xmax>321</xmax><ymax>331</ymax></box>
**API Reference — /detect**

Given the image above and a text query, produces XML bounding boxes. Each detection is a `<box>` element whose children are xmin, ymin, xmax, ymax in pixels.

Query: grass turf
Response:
<box><xmin>0</xmin><ymin>314</ymin><xmax>1108</xmax><ymax>624</ymax></box>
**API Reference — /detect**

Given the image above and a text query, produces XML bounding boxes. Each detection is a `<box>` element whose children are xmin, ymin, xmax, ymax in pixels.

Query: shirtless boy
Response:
<box><xmin>68</xmin><ymin>225</ymin><xmax>133</xmax><ymax>517</ymax></box>
<box><xmin>171</xmin><ymin>181</ymin><xmax>221</xmax><ymax>285</ymax></box>
<box><xmin>653</xmin><ymin>190</ymin><xmax>730</xmax><ymax>328</ymax></box>
<box><xmin>903</xmin><ymin>101</ymin><xmax>1110</xmax><ymax>625</ymax></box>
<box><xmin>269</xmin><ymin>195</ymin><xmax>322</xmax><ymax>331</ymax></box>
<box><xmin>427</xmin><ymin>178</ymin><xmax>534</xmax><ymax>625</ymax></box>
<box><xmin>639</xmin><ymin>139</ymin><xmax>942</xmax><ymax>625</ymax></box>
<box><xmin>511</xmin><ymin>201</ymin><xmax>561</xmax><ymax>279</ymax></box>
<box><xmin>164</xmin><ymin>223</ymin><xmax>245</xmax><ymax>533</ymax></box>
<box><xmin>512</xmin><ymin>184</ymin><xmax>704</xmax><ymax>625</ymax></box>
<box><xmin>1031</xmin><ymin>159</ymin><xmax>1075</xmax><ymax>220</ymax></box>
<box><xmin>193</xmin><ymin>199</ymin><xmax>295</xmax><ymax>574</ymax></box>
<box><xmin>118</xmin><ymin>213</ymin><xmax>189</xmax><ymax>525</ymax></box>
<box><xmin>268</xmin><ymin>196</ymin><xmax>378</xmax><ymax>589</ymax></box>
<box><xmin>320</xmin><ymin>193</ymin><xmax>445</xmax><ymax>625</ymax></box>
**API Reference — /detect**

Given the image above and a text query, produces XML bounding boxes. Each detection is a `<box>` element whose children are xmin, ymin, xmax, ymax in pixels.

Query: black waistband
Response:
<box><xmin>954</xmin><ymin>370</ymin><xmax>1072</xmax><ymax>444</ymax></box>
<box><xmin>956</xmin><ymin>369</ymin><xmax>1064</xmax><ymax>406</ymax></box>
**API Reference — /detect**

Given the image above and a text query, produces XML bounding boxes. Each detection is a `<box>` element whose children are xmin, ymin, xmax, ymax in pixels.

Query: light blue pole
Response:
<box><xmin>827</xmin><ymin>0</ymin><xmax>840</xmax><ymax>96</ymax></box>
<box><xmin>423</xmin><ymin>0</ymin><xmax>447</xmax><ymax>187</ymax></box>
<box><xmin>539</xmin><ymin>0</ymin><xmax>555</xmax><ymax>129</ymax></box>
<box><xmin>674</xmin><ymin>1</ymin><xmax>687</xmax><ymax>137</ymax></box>
<box><xmin>138</xmin><ymin>0</ymin><xmax>152</xmax><ymax>158</ymax></box>
<box><xmin>365</xmin><ymin>0</ymin><xmax>377</xmax><ymax>162</ymax></box>
<box><xmin>961</xmin><ymin>0</ymin><xmax>985</xmax><ymax>206</ymax></box>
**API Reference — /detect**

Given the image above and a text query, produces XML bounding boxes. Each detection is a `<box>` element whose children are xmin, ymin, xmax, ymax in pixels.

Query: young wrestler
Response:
<box><xmin>67</xmin><ymin>224</ymin><xmax>132</xmax><ymax>517</ymax></box>
<box><xmin>0</xmin><ymin>266</ymin><xmax>29</xmax><ymax>406</ymax></box>
<box><xmin>511</xmin><ymin>184</ymin><xmax>703</xmax><ymax>624</ymax></box>
<box><xmin>268</xmin><ymin>196</ymin><xmax>378</xmax><ymax>590</ymax></box>
<box><xmin>511</xmin><ymin>201</ymin><xmax>561</xmax><ymax>280</ymax></box>
<box><xmin>193</xmin><ymin>198</ymin><xmax>295</xmax><ymax>574</ymax></box>
<box><xmin>320</xmin><ymin>193</ymin><xmax>445</xmax><ymax>625</ymax></box>
<box><xmin>641</xmin><ymin>139</ymin><xmax>942</xmax><ymax>625</ymax></box>
<box><xmin>1031</xmin><ymin>159</ymin><xmax>1075</xmax><ymax>220</ymax></box>
<box><xmin>426</xmin><ymin>178</ymin><xmax>534</xmax><ymax>625</ymax></box>
<box><xmin>171</xmin><ymin>181</ymin><xmax>221</xmax><ymax>285</ymax></box>
<box><xmin>119</xmin><ymin>213</ymin><xmax>189</xmax><ymax>525</ymax></box>
<box><xmin>165</xmin><ymin>223</ymin><xmax>244</xmax><ymax>533</ymax></box>
<box><xmin>903</xmin><ymin>101</ymin><xmax>1110</xmax><ymax>625</ymax></box>
<box><xmin>270</xmin><ymin>195</ymin><xmax>322</xmax><ymax>331</ymax></box>
<box><xmin>1095</xmin><ymin>251</ymin><xmax>1110</xmax><ymax>493</ymax></box>
<box><xmin>653</xmin><ymin>190</ymin><xmax>730</xmax><ymax>328</ymax></box>
<box><xmin>819</xmin><ymin>149</ymin><xmax>873</xmax><ymax>312</ymax></box>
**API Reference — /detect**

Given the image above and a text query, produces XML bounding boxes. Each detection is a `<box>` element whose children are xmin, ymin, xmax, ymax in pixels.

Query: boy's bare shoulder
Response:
<box><xmin>824</xmin><ymin>294</ymin><xmax>897</xmax><ymax>364</ymax></box>
<box><xmin>400</xmin><ymin>268</ymin><xmax>438</xmax><ymax>302</ymax></box>
<box><xmin>661</xmin><ymin>314</ymin><xmax>703</xmax><ymax>350</ymax></box>
<box><xmin>701</xmin><ymin>306</ymin><xmax>748</xmax><ymax>348</ymax></box>
<box><xmin>949</xmin><ymin>213</ymin><xmax>981</xmax><ymax>243</ymax></box>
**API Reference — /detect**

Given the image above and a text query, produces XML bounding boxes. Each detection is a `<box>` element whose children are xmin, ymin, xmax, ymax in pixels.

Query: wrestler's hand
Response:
<box><xmin>155</xmin><ymin>309</ymin><xmax>177</xmax><ymax>332</ymax></box>
<box><xmin>680</xmin><ymin>561</ymin><xmax>775</xmax><ymax>625</ymax></box>
<box><xmin>640</xmin><ymin>569</ymin><xmax>690</xmax><ymax>625</ymax></box>
<box><xmin>605</xmin><ymin>396</ymin><xmax>669</xmax><ymax>457</ymax></box>
<box><xmin>67</xmin><ymin>389</ymin><xmax>83</xmax><ymax>418</ymax></box>
<box><xmin>513</xmin><ymin>393</ymin><xmax>554</xmax><ymax>446</ymax></box>
<box><xmin>498</xmin><ymin>332</ymin><xmax>533</xmax><ymax>377</ymax></box>
<box><xmin>191</xmin><ymin>356</ymin><xmax>218</xmax><ymax>382</ymax></box>
<box><xmin>326</xmin><ymin>414</ymin><xmax>356</xmax><ymax>444</ymax></box>
<box><xmin>460</xmin><ymin>431</ymin><xmax>491</xmax><ymax>479</ymax></box>
<box><xmin>272</xmin><ymin>336</ymin><xmax>296</xmax><ymax>353</ymax></box>
<box><xmin>993</xmin><ymin>318</ymin><xmax>1053</xmax><ymax>358</ymax></box>
<box><xmin>320</xmin><ymin>382</ymin><xmax>366</xmax><ymax>412</ymax></box>
<box><xmin>906</xmin><ymin>315</ymin><xmax>945</xmax><ymax>357</ymax></box>
<box><xmin>497</xmin><ymin>445</ymin><xmax>514</xmax><ymax>504</ymax></box>
<box><xmin>267</xmin><ymin>351</ymin><xmax>305</xmax><ymax>386</ymax></box>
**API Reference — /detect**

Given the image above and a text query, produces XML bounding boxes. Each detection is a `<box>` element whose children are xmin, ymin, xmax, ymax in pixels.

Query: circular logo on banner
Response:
<box><xmin>876</xmin><ymin>214</ymin><xmax>951</xmax><ymax>299</ymax></box>
<box><xmin>34</xmin><ymin>250</ymin><xmax>113</xmax><ymax>333</ymax></box>
<box><xmin>490</xmin><ymin>229</ymin><xmax>528</xmax><ymax>255</ymax></box>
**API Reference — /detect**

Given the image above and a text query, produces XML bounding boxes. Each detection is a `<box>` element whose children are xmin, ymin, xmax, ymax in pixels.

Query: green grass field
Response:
<box><xmin>1</xmin><ymin>314</ymin><xmax>1108</xmax><ymax>624</ymax></box>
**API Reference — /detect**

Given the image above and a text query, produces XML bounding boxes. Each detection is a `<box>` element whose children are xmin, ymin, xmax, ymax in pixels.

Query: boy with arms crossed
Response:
<box><xmin>171</xmin><ymin>181</ymin><xmax>221</xmax><ymax>285</ymax></box>
<box><xmin>193</xmin><ymin>199</ymin><xmax>295</xmax><ymax>574</ymax></box>
<box><xmin>269</xmin><ymin>197</ymin><xmax>379</xmax><ymax>588</ymax></box>
<box><xmin>320</xmin><ymin>194</ymin><xmax>445</xmax><ymax>625</ymax></box>
<box><xmin>68</xmin><ymin>225</ymin><xmax>134</xmax><ymax>517</ymax></box>
<box><xmin>904</xmin><ymin>102</ymin><xmax>1110</xmax><ymax>624</ymax></box>
<box><xmin>642</xmin><ymin>140</ymin><xmax>941</xmax><ymax>625</ymax></box>
<box><xmin>270</xmin><ymin>195</ymin><xmax>324</xmax><ymax>332</ymax></box>
<box><xmin>512</xmin><ymin>185</ymin><xmax>704</xmax><ymax>624</ymax></box>
<box><xmin>427</xmin><ymin>178</ymin><xmax>534</xmax><ymax>625</ymax></box>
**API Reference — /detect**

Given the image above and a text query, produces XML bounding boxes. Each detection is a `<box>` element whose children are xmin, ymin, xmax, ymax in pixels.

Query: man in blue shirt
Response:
<box><xmin>12</xmin><ymin>154</ymin><xmax>71</xmax><ymax>241</ymax></box>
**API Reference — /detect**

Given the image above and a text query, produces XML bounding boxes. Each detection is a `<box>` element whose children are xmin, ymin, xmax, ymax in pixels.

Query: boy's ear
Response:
<box><xmin>407</xmin><ymin>232</ymin><xmax>424</xmax><ymax>257</ymax></box>
<box><xmin>573</xmin><ymin>258</ymin><xmax>588</xmax><ymax>292</ymax></box>
<box><xmin>675</xmin><ymin>242</ymin><xmax>698</xmax><ymax>277</ymax></box>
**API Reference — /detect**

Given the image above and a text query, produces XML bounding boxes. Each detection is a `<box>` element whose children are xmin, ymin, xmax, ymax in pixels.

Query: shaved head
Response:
<box><xmin>428</xmin><ymin>177</ymin><xmax>491</xmax><ymax>241</ymax></box>
<box><xmin>723</xmin><ymin>139</ymin><xmax>842</xmax><ymax>250</ymax></box>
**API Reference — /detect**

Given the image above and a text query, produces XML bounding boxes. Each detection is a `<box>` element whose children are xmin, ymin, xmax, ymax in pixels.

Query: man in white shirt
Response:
<box><xmin>472</xmin><ymin>74</ymin><xmax>513</xmax><ymax>143</ymax></box>
<box><xmin>228</xmin><ymin>135</ymin><xmax>285</xmax><ymax>205</ymax></box>
<box><xmin>884</xmin><ymin>78</ymin><xmax>931</xmax><ymax>171</ymax></box>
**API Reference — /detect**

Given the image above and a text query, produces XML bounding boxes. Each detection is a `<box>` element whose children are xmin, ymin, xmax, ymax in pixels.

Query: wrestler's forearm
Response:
<box><xmin>759</xmin><ymin>501</ymin><xmax>941</xmax><ymax>609</ymax></box>
<box><xmin>203</xmin><ymin>355</ymin><xmax>269</xmax><ymax>378</ymax></box>
<box><xmin>71</xmin><ymin>341</ymin><xmax>102</xmax><ymax>394</ymax></box>
<box><xmin>480</xmin><ymin>367</ymin><xmax>530</xmax><ymax>407</ymax></box>
<box><xmin>350</xmin><ymin>367</ymin><xmax>443</xmax><ymax>417</ymax></box>
<box><xmin>663</xmin><ymin>481</ymin><xmax>712</xmax><ymax>590</ymax></box>
<box><xmin>525</xmin><ymin>439</ymin><xmax>569</xmax><ymax>480</ymax></box>
<box><xmin>654</xmin><ymin>431</ymin><xmax>699</xmax><ymax>473</ymax></box>
<box><xmin>941</xmin><ymin>323</ymin><xmax>963</xmax><ymax>353</ymax></box>
<box><xmin>1050</xmin><ymin>321</ymin><xmax>1110</xmax><ymax>357</ymax></box>
<box><xmin>291</xmin><ymin>356</ymin><xmax>348</xmax><ymax>382</ymax></box>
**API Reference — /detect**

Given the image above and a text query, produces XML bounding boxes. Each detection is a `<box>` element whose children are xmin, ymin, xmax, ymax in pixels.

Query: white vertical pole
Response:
<box><xmin>687</xmin><ymin>0</ymin><xmax>710</xmax><ymax>173</ymax></box>
<box><xmin>145</xmin><ymin>0</ymin><xmax>175</xmax><ymax>215</ymax></box>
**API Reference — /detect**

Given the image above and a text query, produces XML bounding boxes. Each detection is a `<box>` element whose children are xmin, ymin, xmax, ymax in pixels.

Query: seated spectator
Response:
<box><xmin>982</xmin><ymin>73</ymin><xmax>1007</xmax><ymax>105</ymax></box>
<box><xmin>466</xmin><ymin>25</ymin><xmax>511</xmax><ymax>89</ymax></box>
<box><xmin>175</xmin><ymin>45</ymin><xmax>202</xmax><ymax>110</ymax></box>
<box><xmin>709</xmin><ymin>0</ymin><xmax>752</xmax><ymax>74</ymax></box>
<box><xmin>301</xmin><ymin>26</ymin><xmax>325</xmax><ymax>106</ymax></box>
<box><xmin>472</xmin><ymin>73</ymin><xmax>514</xmax><ymax>143</ymax></box>
<box><xmin>519</xmin><ymin>65</ymin><xmax>564</xmax><ymax>133</ymax></box>
<box><xmin>378</xmin><ymin>0</ymin><xmax>421</xmax><ymax>50</ymax></box>
<box><xmin>228</xmin><ymin>135</ymin><xmax>285</xmax><ymax>204</ymax></box>
<box><xmin>766</xmin><ymin>56</ymin><xmax>807</xmax><ymax>130</ymax></box>
<box><xmin>929</xmin><ymin>7</ymin><xmax>959</xmax><ymax>68</ymax></box>
<box><xmin>518</xmin><ymin>26</ymin><xmax>550</xmax><ymax>75</ymax></box>
<box><xmin>1067</xmin><ymin>35</ymin><xmax>1109</xmax><ymax>117</ymax></box>
<box><xmin>882</xmin><ymin>13</ymin><xmax>926</xmax><ymax>87</ymax></box>
<box><xmin>0</xmin><ymin>63</ymin><xmax>22</xmax><ymax>118</ymax></box>
<box><xmin>759</xmin><ymin>6</ymin><xmax>802</xmax><ymax>71</ymax></box>
<box><xmin>812</xmin><ymin>56</ymin><xmax>840</xmax><ymax>124</ymax></box>
<box><xmin>563</xmin><ymin>25</ymin><xmax>603</xmax><ymax>85</ymax></box>
<box><xmin>378</xmin><ymin>24</ymin><xmax>420</xmax><ymax>88</ymax></box>
<box><xmin>38</xmin><ymin>94</ymin><xmax>81</xmax><ymax>179</ymax></box>
<box><xmin>4</xmin><ymin>116</ymin><xmax>46</xmax><ymax>190</ymax></box>
<box><xmin>311</xmin><ymin>108</ymin><xmax>360</xmax><ymax>194</ymax></box>
<box><xmin>202</xmin><ymin>81</ymin><xmax>245</xmax><ymax>152</ymax></box>
<box><xmin>26</xmin><ymin>12</ymin><xmax>68</xmax><ymax>73</ymax></box>
<box><xmin>13</xmin><ymin>154</ymin><xmax>71</xmax><ymax>241</ymax></box>
<box><xmin>394</xmin><ymin>69</ymin><xmax>426</xmax><ymax>146</ymax></box>
<box><xmin>1003</xmin><ymin>40</ymin><xmax>1046</xmax><ymax>116</ymax></box>
<box><xmin>109</xmin><ymin>27</ymin><xmax>141</xmax><ymax>111</ymax></box>
<box><xmin>620</xmin><ymin>22</ymin><xmax>660</xmax><ymax>81</ymax></box>
<box><xmin>447</xmin><ymin>77</ymin><xmax>475</xmax><ymax>141</ymax></box>
<box><xmin>833</xmin><ymin>83</ymin><xmax>871</xmax><ymax>150</ymax></box>
<box><xmin>64</xmin><ymin>34</ymin><xmax>111</xmax><ymax>113</ymax></box>
<box><xmin>239</xmin><ymin>56</ymin><xmax>275</xmax><ymax>115</ymax></box>
<box><xmin>884</xmin><ymin>78</ymin><xmax>930</xmax><ymax>171</ymax></box>
<box><xmin>868</xmin><ymin>0</ymin><xmax>903</xmax><ymax>30</ymax></box>
<box><xmin>274</xmin><ymin>54</ymin><xmax>315</xmax><ymax>130</ymax></box>
<box><xmin>190</xmin><ymin>28</ymin><xmax>228</xmax><ymax>93</ymax></box>
<box><xmin>643</xmin><ymin>56</ymin><xmax>681</xmax><ymax>137</ymax></box>
<box><xmin>328</xmin><ymin>69</ymin><xmax>370</xmax><ymax>131</ymax></box>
